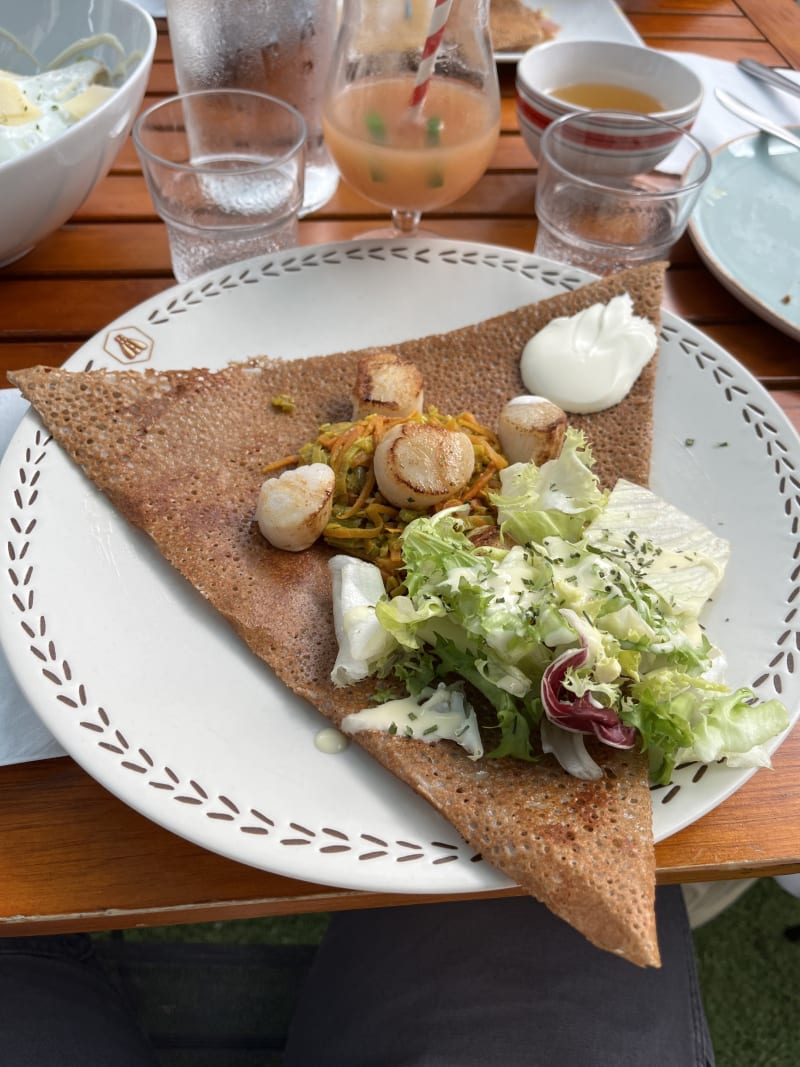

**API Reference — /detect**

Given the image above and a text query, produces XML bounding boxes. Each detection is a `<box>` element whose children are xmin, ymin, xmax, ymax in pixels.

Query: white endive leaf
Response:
<box><xmin>586</xmin><ymin>479</ymin><xmax>731</xmax><ymax>618</ymax></box>
<box><xmin>329</xmin><ymin>556</ymin><xmax>397</xmax><ymax>686</ymax></box>
<box><xmin>540</xmin><ymin>717</ymin><xmax>603</xmax><ymax>781</ymax></box>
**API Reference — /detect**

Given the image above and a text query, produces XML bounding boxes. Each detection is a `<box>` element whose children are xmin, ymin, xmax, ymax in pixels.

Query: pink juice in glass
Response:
<box><xmin>322</xmin><ymin>75</ymin><xmax>500</xmax><ymax>213</ymax></box>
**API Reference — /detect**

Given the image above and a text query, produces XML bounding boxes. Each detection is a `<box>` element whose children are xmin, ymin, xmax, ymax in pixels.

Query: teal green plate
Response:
<box><xmin>689</xmin><ymin>128</ymin><xmax>800</xmax><ymax>340</ymax></box>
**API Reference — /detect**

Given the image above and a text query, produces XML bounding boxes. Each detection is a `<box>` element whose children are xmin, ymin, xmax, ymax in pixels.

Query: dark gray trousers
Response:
<box><xmin>284</xmin><ymin>886</ymin><xmax>715</xmax><ymax>1066</ymax></box>
<box><xmin>0</xmin><ymin>886</ymin><xmax>713</xmax><ymax>1066</ymax></box>
<box><xmin>0</xmin><ymin>932</ymin><xmax>156</xmax><ymax>1065</ymax></box>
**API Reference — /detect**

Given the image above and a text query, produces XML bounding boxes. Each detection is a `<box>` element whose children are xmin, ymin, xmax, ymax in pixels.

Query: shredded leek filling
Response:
<box><xmin>265</xmin><ymin>407</ymin><xmax>508</xmax><ymax>592</ymax></box>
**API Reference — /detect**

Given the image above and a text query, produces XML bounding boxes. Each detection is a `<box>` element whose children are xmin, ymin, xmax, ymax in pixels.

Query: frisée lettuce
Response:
<box><xmin>330</xmin><ymin>429</ymin><xmax>789</xmax><ymax>785</ymax></box>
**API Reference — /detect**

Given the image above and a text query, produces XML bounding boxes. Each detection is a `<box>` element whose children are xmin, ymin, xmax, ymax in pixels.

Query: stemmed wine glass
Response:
<box><xmin>322</xmin><ymin>0</ymin><xmax>500</xmax><ymax>238</ymax></box>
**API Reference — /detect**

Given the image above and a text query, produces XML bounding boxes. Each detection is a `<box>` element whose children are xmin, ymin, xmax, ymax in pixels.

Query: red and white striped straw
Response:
<box><xmin>408</xmin><ymin>0</ymin><xmax>453</xmax><ymax>114</ymax></box>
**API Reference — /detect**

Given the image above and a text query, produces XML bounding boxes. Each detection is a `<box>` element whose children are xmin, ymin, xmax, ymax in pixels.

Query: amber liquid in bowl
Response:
<box><xmin>550</xmin><ymin>82</ymin><xmax>664</xmax><ymax>112</ymax></box>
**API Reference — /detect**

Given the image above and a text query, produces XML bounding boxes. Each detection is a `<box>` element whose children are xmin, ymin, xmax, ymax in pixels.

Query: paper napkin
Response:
<box><xmin>0</xmin><ymin>390</ymin><xmax>65</xmax><ymax>766</ymax></box>
<box><xmin>660</xmin><ymin>51</ymin><xmax>800</xmax><ymax>172</ymax></box>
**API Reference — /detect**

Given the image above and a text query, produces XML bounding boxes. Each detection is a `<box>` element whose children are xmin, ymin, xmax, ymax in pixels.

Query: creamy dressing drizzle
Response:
<box><xmin>314</xmin><ymin>727</ymin><xmax>349</xmax><ymax>754</ymax></box>
<box><xmin>341</xmin><ymin>686</ymin><xmax>483</xmax><ymax>759</ymax></box>
<box><xmin>520</xmin><ymin>293</ymin><xmax>657</xmax><ymax>414</ymax></box>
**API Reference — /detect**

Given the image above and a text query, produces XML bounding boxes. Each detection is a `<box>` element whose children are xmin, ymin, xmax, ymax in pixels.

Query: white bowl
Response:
<box><xmin>0</xmin><ymin>0</ymin><xmax>156</xmax><ymax>267</ymax></box>
<box><xmin>515</xmin><ymin>40</ymin><xmax>703</xmax><ymax>169</ymax></box>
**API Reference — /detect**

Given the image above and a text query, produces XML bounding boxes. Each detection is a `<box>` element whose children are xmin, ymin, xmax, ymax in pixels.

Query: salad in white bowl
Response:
<box><xmin>0</xmin><ymin>0</ymin><xmax>156</xmax><ymax>266</ymax></box>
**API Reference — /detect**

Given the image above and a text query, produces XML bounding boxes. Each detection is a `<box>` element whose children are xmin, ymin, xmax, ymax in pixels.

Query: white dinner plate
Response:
<box><xmin>1</xmin><ymin>240</ymin><xmax>798</xmax><ymax>896</ymax></box>
<box><xmin>495</xmin><ymin>0</ymin><xmax>642</xmax><ymax>63</ymax></box>
<box><xmin>689</xmin><ymin>129</ymin><xmax>800</xmax><ymax>341</ymax></box>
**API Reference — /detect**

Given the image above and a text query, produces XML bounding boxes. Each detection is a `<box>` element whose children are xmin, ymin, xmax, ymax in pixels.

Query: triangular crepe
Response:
<box><xmin>491</xmin><ymin>0</ymin><xmax>559</xmax><ymax>52</ymax></box>
<box><xmin>9</xmin><ymin>262</ymin><xmax>665</xmax><ymax>966</ymax></box>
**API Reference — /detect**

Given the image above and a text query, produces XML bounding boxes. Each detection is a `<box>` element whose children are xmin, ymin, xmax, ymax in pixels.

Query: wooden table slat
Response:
<box><xmin>655</xmin><ymin>39</ymin><xmax>787</xmax><ymax>63</ymax></box>
<box><xmin>632</xmin><ymin>13</ymin><xmax>765</xmax><ymax>40</ymax></box>
<box><xmin>0</xmin><ymin>0</ymin><xmax>798</xmax><ymax>935</ymax></box>
<box><xmin>625</xmin><ymin>2</ymin><xmax>743</xmax><ymax>14</ymax></box>
<box><xmin>733</xmin><ymin>0</ymin><xmax>800</xmax><ymax>67</ymax></box>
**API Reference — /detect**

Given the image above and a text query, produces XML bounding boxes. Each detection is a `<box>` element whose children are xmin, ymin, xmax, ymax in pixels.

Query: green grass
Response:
<box><xmin>105</xmin><ymin>912</ymin><xmax>331</xmax><ymax>947</ymax></box>
<box><xmin>94</xmin><ymin>878</ymin><xmax>800</xmax><ymax>1065</ymax></box>
<box><xmin>693</xmin><ymin>878</ymin><xmax>800</xmax><ymax>1067</ymax></box>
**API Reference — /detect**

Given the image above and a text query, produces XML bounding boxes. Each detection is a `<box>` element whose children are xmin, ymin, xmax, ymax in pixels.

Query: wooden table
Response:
<box><xmin>1</xmin><ymin>1</ymin><xmax>798</xmax><ymax>936</ymax></box>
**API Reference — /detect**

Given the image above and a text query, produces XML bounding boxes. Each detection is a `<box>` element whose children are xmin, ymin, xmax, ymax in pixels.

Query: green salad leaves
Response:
<box><xmin>330</xmin><ymin>429</ymin><xmax>789</xmax><ymax>785</ymax></box>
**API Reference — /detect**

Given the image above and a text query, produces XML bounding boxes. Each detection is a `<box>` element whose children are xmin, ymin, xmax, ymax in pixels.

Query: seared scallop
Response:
<box><xmin>256</xmin><ymin>463</ymin><xmax>335</xmax><ymax>551</ymax></box>
<box><xmin>498</xmin><ymin>395</ymin><xmax>567</xmax><ymax>465</ymax></box>
<box><xmin>373</xmin><ymin>421</ymin><xmax>475</xmax><ymax>510</ymax></box>
<box><xmin>351</xmin><ymin>350</ymin><xmax>424</xmax><ymax>420</ymax></box>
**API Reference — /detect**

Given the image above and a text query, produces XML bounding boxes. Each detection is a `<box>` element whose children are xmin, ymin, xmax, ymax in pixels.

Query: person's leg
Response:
<box><xmin>0</xmin><ymin>934</ymin><xmax>158</xmax><ymax>1067</ymax></box>
<box><xmin>284</xmin><ymin>885</ymin><xmax>714</xmax><ymax>1067</ymax></box>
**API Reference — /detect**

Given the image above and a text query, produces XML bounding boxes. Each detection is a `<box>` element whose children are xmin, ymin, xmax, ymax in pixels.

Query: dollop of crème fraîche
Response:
<box><xmin>519</xmin><ymin>292</ymin><xmax>657</xmax><ymax>414</ymax></box>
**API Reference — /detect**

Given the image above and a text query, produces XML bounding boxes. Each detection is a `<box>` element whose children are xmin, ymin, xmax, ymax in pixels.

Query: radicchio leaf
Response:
<box><xmin>541</xmin><ymin>643</ymin><xmax>637</xmax><ymax>749</ymax></box>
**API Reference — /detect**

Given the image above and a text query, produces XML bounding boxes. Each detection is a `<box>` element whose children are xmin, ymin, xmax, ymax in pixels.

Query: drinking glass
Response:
<box><xmin>533</xmin><ymin>110</ymin><xmax>712</xmax><ymax>275</ymax></box>
<box><xmin>322</xmin><ymin>0</ymin><xmax>501</xmax><ymax>238</ymax></box>
<box><xmin>166</xmin><ymin>0</ymin><xmax>339</xmax><ymax>217</ymax></box>
<box><xmin>133</xmin><ymin>90</ymin><xmax>306</xmax><ymax>282</ymax></box>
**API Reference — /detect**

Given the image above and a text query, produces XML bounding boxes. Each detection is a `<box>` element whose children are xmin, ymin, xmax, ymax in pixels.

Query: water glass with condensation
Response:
<box><xmin>165</xmin><ymin>0</ymin><xmax>338</xmax><ymax>216</ymax></box>
<box><xmin>534</xmin><ymin>109</ymin><xmax>712</xmax><ymax>274</ymax></box>
<box><xmin>133</xmin><ymin>90</ymin><xmax>306</xmax><ymax>283</ymax></box>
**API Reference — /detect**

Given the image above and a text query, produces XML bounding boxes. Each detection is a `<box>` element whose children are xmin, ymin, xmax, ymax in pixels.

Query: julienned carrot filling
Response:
<box><xmin>264</xmin><ymin>407</ymin><xmax>508</xmax><ymax>591</ymax></box>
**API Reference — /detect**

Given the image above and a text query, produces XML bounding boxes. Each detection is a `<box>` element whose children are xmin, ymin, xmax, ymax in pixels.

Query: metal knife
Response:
<box><xmin>737</xmin><ymin>59</ymin><xmax>800</xmax><ymax>102</ymax></box>
<box><xmin>714</xmin><ymin>88</ymin><xmax>800</xmax><ymax>151</ymax></box>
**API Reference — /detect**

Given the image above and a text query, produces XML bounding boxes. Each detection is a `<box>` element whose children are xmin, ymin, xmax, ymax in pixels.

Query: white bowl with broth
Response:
<box><xmin>515</xmin><ymin>40</ymin><xmax>703</xmax><ymax>171</ymax></box>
